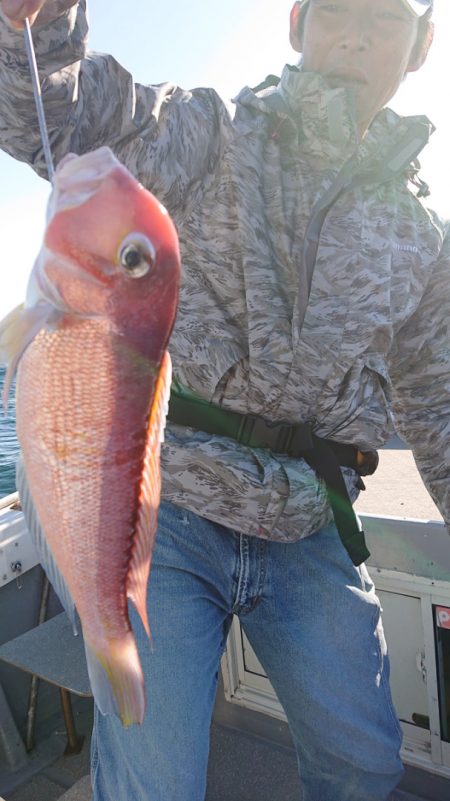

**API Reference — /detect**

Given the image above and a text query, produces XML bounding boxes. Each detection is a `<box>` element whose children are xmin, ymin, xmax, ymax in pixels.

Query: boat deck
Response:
<box><xmin>1</xmin><ymin>697</ymin><xmax>443</xmax><ymax>801</ymax></box>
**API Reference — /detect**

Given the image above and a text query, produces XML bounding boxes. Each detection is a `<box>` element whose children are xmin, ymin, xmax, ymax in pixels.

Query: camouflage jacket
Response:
<box><xmin>1</xmin><ymin>0</ymin><xmax>449</xmax><ymax>542</ymax></box>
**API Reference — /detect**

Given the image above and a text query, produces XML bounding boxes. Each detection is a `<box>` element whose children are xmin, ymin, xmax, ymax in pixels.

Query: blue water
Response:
<box><xmin>0</xmin><ymin>367</ymin><xmax>20</xmax><ymax>497</ymax></box>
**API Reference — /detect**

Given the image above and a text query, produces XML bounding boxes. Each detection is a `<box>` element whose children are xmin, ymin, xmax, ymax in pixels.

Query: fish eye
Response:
<box><xmin>118</xmin><ymin>234</ymin><xmax>156</xmax><ymax>279</ymax></box>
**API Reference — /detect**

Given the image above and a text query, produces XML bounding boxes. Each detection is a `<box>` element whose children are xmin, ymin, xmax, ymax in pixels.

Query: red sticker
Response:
<box><xmin>436</xmin><ymin>606</ymin><xmax>450</xmax><ymax>629</ymax></box>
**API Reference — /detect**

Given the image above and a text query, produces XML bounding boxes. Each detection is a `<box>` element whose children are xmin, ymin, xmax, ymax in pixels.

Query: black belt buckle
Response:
<box><xmin>237</xmin><ymin>413</ymin><xmax>313</xmax><ymax>456</ymax></box>
<box><xmin>285</xmin><ymin>424</ymin><xmax>314</xmax><ymax>456</ymax></box>
<box><xmin>237</xmin><ymin>414</ymin><xmax>288</xmax><ymax>451</ymax></box>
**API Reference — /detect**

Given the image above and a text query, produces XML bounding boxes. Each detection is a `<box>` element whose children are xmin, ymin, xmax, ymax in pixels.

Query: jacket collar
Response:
<box><xmin>234</xmin><ymin>64</ymin><xmax>435</xmax><ymax>176</ymax></box>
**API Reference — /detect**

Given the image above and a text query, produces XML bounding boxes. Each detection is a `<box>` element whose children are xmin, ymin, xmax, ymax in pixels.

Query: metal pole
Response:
<box><xmin>59</xmin><ymin>688</ymin><xmax>84</xmax><ymax>756</ymax></box>
<box><xmin>25</xmin><ymin>572</ymin><xmax>50</xmax><ymax>752</ymax></box>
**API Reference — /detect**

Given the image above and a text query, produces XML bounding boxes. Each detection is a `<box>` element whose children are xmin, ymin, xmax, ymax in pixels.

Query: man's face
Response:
<box><xmin>291</xmin><ymin>0</ymin><xmax>424</xmax><ymax>136</ymax></box>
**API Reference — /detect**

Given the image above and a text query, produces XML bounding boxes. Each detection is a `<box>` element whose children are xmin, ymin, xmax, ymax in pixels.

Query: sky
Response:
<box><xmin>0</xmin><ymin>0</ymin><xmax>449</xmax><ymax>318</ymax></box>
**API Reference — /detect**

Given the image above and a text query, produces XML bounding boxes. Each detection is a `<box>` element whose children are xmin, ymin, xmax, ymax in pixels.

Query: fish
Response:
<box><xmin>0</xmin><ymin>146</ymin><xmax>180</xmax><ymax>726</ymax></box>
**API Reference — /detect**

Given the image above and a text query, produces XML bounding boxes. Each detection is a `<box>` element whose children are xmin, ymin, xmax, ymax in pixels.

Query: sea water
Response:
<box><xmin>0</xmin><ymin>367</ymin><xmax>19</xmax><ymax>497</ymax></box>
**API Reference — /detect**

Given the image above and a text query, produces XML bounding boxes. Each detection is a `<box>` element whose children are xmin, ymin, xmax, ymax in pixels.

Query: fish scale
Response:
<box><xmin>17</xmin><ymin>321</ymin><xmax>151</xmax><ymax>628</ymax></box>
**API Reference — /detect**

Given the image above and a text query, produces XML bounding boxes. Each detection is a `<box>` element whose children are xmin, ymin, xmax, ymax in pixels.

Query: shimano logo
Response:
<box><xmin>393</xmin><ymin>243</ymin><xmax>419</xmax><ymax>254</ymax></box>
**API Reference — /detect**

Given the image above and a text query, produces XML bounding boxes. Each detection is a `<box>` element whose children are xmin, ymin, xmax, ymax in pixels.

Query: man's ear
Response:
<box><xmin>407</xmin><ymin>21</ymin><xmax>434</xmax><ymax>73</ymax></box>
<box><xmin>289</xmin><ymin>1</ymin><xmax>303</xmax><ymax>53</ymax></box>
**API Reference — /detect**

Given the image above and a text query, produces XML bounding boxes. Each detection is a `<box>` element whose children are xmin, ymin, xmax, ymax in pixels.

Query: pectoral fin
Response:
<box><xmin>0</xmin><ymin>302</ymin><xmax>55</xmax><ymax>409</ymax></box>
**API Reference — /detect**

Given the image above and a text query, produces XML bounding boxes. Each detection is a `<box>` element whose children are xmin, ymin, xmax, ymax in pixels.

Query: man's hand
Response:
<box><xmin>1</xmin><ymin>0</ymin><xmax>45</xmax><ymax>27</ymax></box>
<box><xmin>1</xmin><ymin>0</ymin><xmax>77</xmax><ymax>28</ymax></box>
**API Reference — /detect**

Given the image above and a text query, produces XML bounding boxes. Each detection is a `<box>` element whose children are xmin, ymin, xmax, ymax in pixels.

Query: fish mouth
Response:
<box><xmin>50</xmin><ymin>253</ymin><xmax>115</xmax><ymax>289</ymax></box>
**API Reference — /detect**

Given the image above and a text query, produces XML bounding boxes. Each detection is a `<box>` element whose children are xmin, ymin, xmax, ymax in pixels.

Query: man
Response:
<box><xmin>0</xmin><ymin>1</ymin><xmax>447</xmax><ymax>800</ymax></box>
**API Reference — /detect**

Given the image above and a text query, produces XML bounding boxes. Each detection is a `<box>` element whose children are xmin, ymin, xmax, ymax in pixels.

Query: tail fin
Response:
<box><xmin>83</xmin><ymin>633</ymin><xmax>146</xmax><ymax>727</ymax></box>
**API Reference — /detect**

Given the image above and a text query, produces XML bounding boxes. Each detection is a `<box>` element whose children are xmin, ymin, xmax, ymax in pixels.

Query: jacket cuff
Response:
<box><xmin>0</xmin><ymin>0</ymin><xmax>87</xmax><ymax>78</ymax></box>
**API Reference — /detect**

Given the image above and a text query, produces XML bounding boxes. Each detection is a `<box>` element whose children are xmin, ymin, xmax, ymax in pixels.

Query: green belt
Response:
<box><xmin>167</xmin><ymin>386</ymin><xmax>377</xmax><ymax>567</ymax></box>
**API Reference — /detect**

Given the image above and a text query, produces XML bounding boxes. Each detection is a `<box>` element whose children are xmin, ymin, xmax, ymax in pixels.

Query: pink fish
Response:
<box><xmin>0</xmin><ymin>147</ymin><xmax>180</xmax><ymax>725</ymax></box>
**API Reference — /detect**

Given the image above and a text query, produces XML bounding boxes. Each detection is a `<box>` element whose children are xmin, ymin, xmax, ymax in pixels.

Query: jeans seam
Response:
<box><xmin>257</xmin><ymin>539</ymin><xmax>267</xmax><ymax>598</ymax></box>
<box><xmin>380</xmin><ymin>662</ymin><xmax>403</xmax><ymax>742</ymax></box>
<box><xmin>244</xmin><ymin>539</ymin><xmax>268</xmax><ymax>613</ymax></box>
<box><xmin>232</xmin><ymin>535</ymin><xmax>250</xmax><ymax>613</ymax></box>
<box><xmin>375</xmin><ymin>616</ymin><xmax>403</xmax><ymax>744</ymax></box>
<box><xmin>90</xmin><ymin>717</ymin><xmax>100</xmax><ymax>793</ymax></box>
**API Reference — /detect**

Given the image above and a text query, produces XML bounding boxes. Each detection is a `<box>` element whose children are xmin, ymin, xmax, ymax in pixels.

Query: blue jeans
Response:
<box><xmin>90</xmin><ymin>501</ymin><xmax>403</xmax><ymax>801</ymax></box>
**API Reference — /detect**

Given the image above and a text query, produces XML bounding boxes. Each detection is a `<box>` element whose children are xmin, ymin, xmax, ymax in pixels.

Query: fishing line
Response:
<box><xmin>23</xmin><ymin>17</ymin><xmax>55</xmax><ymax>182</ymax></box>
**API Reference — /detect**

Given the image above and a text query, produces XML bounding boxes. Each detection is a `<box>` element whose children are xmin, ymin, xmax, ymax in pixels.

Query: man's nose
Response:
<box><xmin>338</xmin><ymin>21</ymin><xmax>371</xmax><ymax>51</ymax></box>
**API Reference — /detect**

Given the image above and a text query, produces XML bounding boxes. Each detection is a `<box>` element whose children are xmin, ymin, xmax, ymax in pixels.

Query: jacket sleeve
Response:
<box><xmin>0</xmin><ymin>0</ymin><xmax>231</xmax><ymax>219</ymax></box>
<box><xmin>388</xmin><ymin>224</ymin><xmax>450</xmax><ymax>529</ymax></box>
